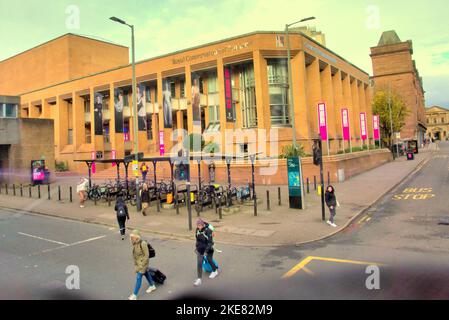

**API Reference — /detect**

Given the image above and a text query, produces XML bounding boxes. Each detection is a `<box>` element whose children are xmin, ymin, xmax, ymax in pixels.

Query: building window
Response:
<box><xmin>68</xmin><ymin>129</ymin><xmax>73</xmax><ymax>145</ymax></box>
<box><xmin>146</xmin><ymin>115</ymin><xmax>153</xmax><ymax>140</ymax></box>
<box><xmin>123</xmin><ymin>91</ymin><xmax>129</xmax><ymax>107</ymax></box>
<box><xmin>180</xmin><ymin>80</ymin><xmax>186</xmax><ymax>98</ymax></box>
<box><xmin>207</xmin><ymin>73</ymin><xmax>218</xmax><ymax>94</ymax></box>
<box><xmin>145</xmin><ymin>86</ymin><xmax>151</xmax><ymax>103</ymax></box>
<box><xmin>85</xmin><ymin>124</ymin><xmax>91</xmax><ymax>144</ymax></box>
<box><xmin>84</xmin><ymin>100</ymin><xmax>90</xmax><ymax>113</ymax></box>
<box><xmin>206</xmin><ymin>105</ymin><xmax>220</xmax><ymax>133</ymax></box>
<box><xmin>103</xmin><ymin>122</ymin><xmax>110</xmax><ymax>144</ymax></box>
<box><xmin>1</xmin><ymin>103</ymin><xmax>18</xmax><ymax>118</ymax></box>
<box><xmin>240</xmin><ymin>64</ymin><xmax>258</xmax><ymax>128</ymax></box>
<box><xmin>182</xmin><ymin>110</ymin><xmax>188</xmax><ymax>130</ymax></box>
<box><xmin>267</xmin><ymin>59</ymin><xmax>290</xmax><ymax>126</ymax></box>
<box><xmin>170</xmin><ymin>82</ymin><xmax>176</xmax><ymax>98</ymax></box>
<box><xmin>442</xmin><ymin>117</ymin><xmax>445</xmax><ymax>124</ymax></box>
<box><xmin>434</xmin><ymin>118</ymin><xmax>437</xmax><ymax>124</ymax></box>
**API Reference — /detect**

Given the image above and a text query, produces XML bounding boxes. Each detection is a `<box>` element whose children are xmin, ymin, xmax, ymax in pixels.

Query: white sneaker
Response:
<box><xmin>209</xmin><ymin>271</ymin><xmax>219</xmax><ymax>279</ymax></box>
<box><xmin>194</xmin><ymin>278</ymin><xmax>202</xmax><ymax>286</ymax></box>
<box><xmin>80</xmin><ymin>205</ymin><xmax>85</xmax><ymax>208</ymax></box>
<box><xmin>128</xmin><ymin>294</ymin><xmax>137</xmax><ymax>300</ymax></box>
<box><xmin>326</xmin><ymin>220</ymin><xmax>332</xmax><ymax>225</ymax></box>
<box><xmin>331</xmin><ymin>223</ymin><xmax>337</xmax><ymax>228</ymax></box>
<box><xmin>146</xmin><ymin>285</ymin><xmax>156</xmax><ymax>293</ymax></box>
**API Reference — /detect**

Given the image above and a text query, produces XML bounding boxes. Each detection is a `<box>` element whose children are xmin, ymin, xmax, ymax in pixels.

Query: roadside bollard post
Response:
<box><xmin>307</xmin><ymin>178</ymin><xmax>310</xmax><ymax>194</ymax></box>
<box><xmin>94</xmin><ymin>194</ymin><xmax>97</xmax><ymax>206</ymax></box>
<box><xmin>29</xmin><ymin>185</ymin><xmax>32</xmax><ymax>198</ymax></box>
<box><xmin>48</xmin><ymin>184</ymin><xmax>51</xmax><ymax>200</ymax></box>
<box><xmin>314</xmin><ymin>176</ymin><xmax>317</xmax><ymax>191</ymax></box>
<box><xmin>38</xmin><ymin>185</ymin><xmax>41</xmax><ymax>199</ymax></box>
<box><xmin>266</xmin><ymin>190</ymin><xmax>270</xmax><ymax>211</ymax></box>
<box><xmin>13</xmin><ymin>184</ymin><xmax>16</xmax><ymax>196</ymax></box>
<box><xmin>58</xmin><ymin>186</ymin><xmax>61</xmax><ymax>201</ymax></box>
<box><xmin>107</xmin><ymin>190</ymin><xmax>110</xmax><ymax>207</ymax></box>
<box><xmin>5</xmin><ymin>184</ymin><xmax>8</xmax><ymax>195</ymax></box>
<box><xmin>20</xmin><ymin>184</ymin><xmax>23</xmax><ymax>197</ymax></box>
<box><xmin>70</xmin><ymin>187</ymin><xmax>73</xmax><ymax>203</ymax></box>
<box><xmin>218</xmin><ymin>195</ymin><xmax>223</xmax><ymax>220</ymax></box>
<box><xmin>278</xmin><ymin>187</ymin><xmax>281</xmax><ymax>206</ymax></box>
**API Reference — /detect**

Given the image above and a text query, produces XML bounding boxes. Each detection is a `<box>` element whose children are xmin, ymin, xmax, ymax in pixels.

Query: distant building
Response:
<box><xmin>291</xmin><ymin>26</ymin><xmax>326</xmax><ymax>46</ymax></box>
<box><xmin>426</xmin><ymin>106</ymin><xmax>449</xmax><ymax>141</ymax></box>
<box><xmin>370</xmin><ymin>30</ymin><xmax>427</xmax><ymax>145</ymax></box>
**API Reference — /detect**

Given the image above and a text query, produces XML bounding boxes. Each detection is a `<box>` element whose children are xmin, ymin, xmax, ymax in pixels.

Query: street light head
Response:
<box><xmin>110</xmin><ymin>16</ymin><xmax>127</xmax><ymax>25</ymax></box>
<box><xmin>301</xmin><ymin>16</ymin><xmax>316</xmax><ymax>22</ymax></box>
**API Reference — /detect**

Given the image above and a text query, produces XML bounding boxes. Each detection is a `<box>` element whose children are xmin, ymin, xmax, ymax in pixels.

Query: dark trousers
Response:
<box><xmin>142</xmin><ymin>172</ymin><xmax>147</xmax><ymax>182</ymax></box>
<box><xmin>197</xmin><ymin>250</ymin><xmax>216</xmax><ymax>279</ymax></box>
<box><xmin>117</xmin><ymin>216</ymin><xmax>126</xmax><ymax>236</ymax></box>
<box><xmin>329</xmin><ymin>207</ymin><xmax>336</xmax><ymax>223</ymax></box>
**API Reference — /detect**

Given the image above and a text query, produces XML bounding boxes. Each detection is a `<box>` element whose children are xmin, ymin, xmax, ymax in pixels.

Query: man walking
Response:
<box><xmin>115</xmin><ymin>197</ymin><xmax>129</xmax><ymax>240</ymax></box>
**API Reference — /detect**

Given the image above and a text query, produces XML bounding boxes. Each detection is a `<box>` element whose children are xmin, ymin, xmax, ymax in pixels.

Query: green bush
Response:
<box><xmin>280</xmin><ymin>144</ymin><xmax>307</xmax><ymax>159</ymax></box>
<box><xmin>55</xmin><ymin>161</ymin><xmax>69</xmax><ymax>172</ymax></box>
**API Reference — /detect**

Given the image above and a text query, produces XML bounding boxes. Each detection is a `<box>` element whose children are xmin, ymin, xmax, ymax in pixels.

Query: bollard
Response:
<box><xmin>107</xmin><ymin>190</ymin><xmax>110</xmax><ymax>207</ymax></box>
<box><xmin>48</xmin><ymin>184</ymin><xmax>51</xmax><ymax>200</ymax></box>
<box><xmin>29</xmin><ymin>185</ymin><xmax>32</xmax><ymax>198</ymax></box>
<box><xmin>266</xmin><ymin>190</ymin><xmax>270</xmax><ymax>211</ymax></box>
<box><xmin>5</xmin><ymin>184</ymin><xmax>8</xmax><ymax>195</ymax></box>
<box><xmin>156</xmin><ymin>197</ymin><xmax>160</xmax><ymax>213</ymax></box>
<box><xmin>278</xmin><ymin>187</ymin><xmax>281</xmax><ymax>206</ymax></box>
<box><xmin>314</xmin><ymin>176</ymin><xmax>317</xmax><ymax>190</ymax></box>
<box><xmin>13</xmin><ymin>184</ymin><xmax>16</xmax><ymax>196</ymax></box>
<box><xmin>58</xmin><ymin>186</ymin><xmax>61</xmax><ymax>201</ymax></box>
<box><xmin>254</xmin><ymin>194</ymin><xmax>258</xmax><ymax>217</ymax></box>
<box><xmin>38</xmin><ymin>185</ymin><xmax>41</xmax><ymax>199</ymax></box>
<box><xmin>307</xmin><ymin>178</ymin><xmax>310</xmax><ymax>194</ymax></box>
<box><xmin>20</xmin><ymin>184</ymin><xmax>23</xmax><ymax>197</ymax></box>
<box><xmin>70</xmin><ymin>187</ymin><xmax>73</xmax><ymax>203</ymax></box>
<box><xmin>218</xmin><ymin>195</ymin><xmax>223</xmax><ymax>220</ymax></box>
<box><xmin>94</xmin><ymin>194</ymin><xmax>97</xmax><ymax>206</ymax></box>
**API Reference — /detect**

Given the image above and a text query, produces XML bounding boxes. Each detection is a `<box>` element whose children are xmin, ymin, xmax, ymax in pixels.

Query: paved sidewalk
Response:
<box><xmin>0</xmin><ymin>146</ymin><xmax>436</xmax><ymax>247</ymax></box>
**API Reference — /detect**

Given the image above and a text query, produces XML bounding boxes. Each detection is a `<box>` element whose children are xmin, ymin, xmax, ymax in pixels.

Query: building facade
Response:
<box><xmin>370</xmin><ymin>30</ymin><xmax>427</xmax><ymax>145</ymax></box>
<box><xmin>426</xmin><ymin>106</ymin><xmax>449</xmax><ymax>141</ymax></box>
<box><xmin>2</xmin><ymin>31</ymin><xmax>375</xmax><ymax>173</ymax></box>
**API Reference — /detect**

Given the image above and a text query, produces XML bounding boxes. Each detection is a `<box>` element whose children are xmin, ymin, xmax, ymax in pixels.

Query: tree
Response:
<box><xmin>372</xmin><ymin>90</ymin><xmax>410</xmax><ymax>147</ymax></box>
<box><xmin>280</xmin><ymin>144</ymin><xmax>306</xmax><ymax>159</ymax></box>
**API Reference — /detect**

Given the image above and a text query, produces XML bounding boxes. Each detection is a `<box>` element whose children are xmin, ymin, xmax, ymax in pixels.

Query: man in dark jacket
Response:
<box><xmin>194</xmin><ymin>218</ymin><xmax>218</xmax><ymax>286</ymax></box>
<box><xmin>115</xmin><ymin>197</ymin><xmax>130</xmax><ymax>240</ymax></box>
<box><xmin>325</xmin><ymin>186</ymin><xmax>338</xmax><ymax>227</ymax></box>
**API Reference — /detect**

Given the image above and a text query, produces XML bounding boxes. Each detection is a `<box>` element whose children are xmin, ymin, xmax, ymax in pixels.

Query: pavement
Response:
<box><xmin>1</xmin><ymin>142</ymin><xmax>448</xmax><ymax>300</ymax></box>
<box><xmin>0</xmin><ymin>144</ymin><xmax>438</xmax><ymax>247</ymax></box>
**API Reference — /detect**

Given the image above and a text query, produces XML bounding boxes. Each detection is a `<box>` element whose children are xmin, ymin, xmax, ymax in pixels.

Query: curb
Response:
<box><xmin>294</xmin><ymin>152</ymin><xmax>434</xmax><ymax>247</ymax></box>
<box><xmin>0</xmin><ymin>152</ymin><xmax>435</xmax><ymax>249</ymax></box>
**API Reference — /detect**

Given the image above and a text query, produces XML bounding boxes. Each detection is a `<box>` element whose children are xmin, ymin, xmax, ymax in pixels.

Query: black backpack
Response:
<box><xmin>117</xmin><ymin>204</ymin><xmax>126</xmax><ymax>218</ymax></box>
<box><xmin>141</xmin><ymin>241</ymin><xmax>156</xmax><ymax>258</ymax></box>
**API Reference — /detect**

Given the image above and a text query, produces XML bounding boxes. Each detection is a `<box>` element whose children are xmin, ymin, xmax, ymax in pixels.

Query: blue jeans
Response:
<box><xmin>133</xmin><ymin>271</ymin><xmax>154</xmax><ymax>295</ymax></box>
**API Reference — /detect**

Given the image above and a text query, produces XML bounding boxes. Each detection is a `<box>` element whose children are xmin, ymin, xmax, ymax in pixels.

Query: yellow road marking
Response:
<box><xmin>359</xmin><ymin>216</ymin><xmax>368</xmax><ymax>224</ymax></box>
<box><xmin>282</xmin><ymin>256</ymin><xmax>386</xmax><ymax>279</ymax></box>
<box><xmin>366</xmin><ymin>217</ymin><xmax>372</xmax><ymax>222</ymax></box>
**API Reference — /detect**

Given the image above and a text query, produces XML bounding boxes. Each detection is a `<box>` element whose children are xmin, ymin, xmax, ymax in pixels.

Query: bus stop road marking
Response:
<box><xmin>282</xmin><ymin>256</ymin><xmax>386</xmax><ymax>279</ymax></box>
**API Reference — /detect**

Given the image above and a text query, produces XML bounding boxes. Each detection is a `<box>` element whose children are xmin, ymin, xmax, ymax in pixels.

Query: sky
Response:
<box><xmin>0</xmin><ymin>0</ymin><xmax>448</xmax><ymax>107</ymax></box>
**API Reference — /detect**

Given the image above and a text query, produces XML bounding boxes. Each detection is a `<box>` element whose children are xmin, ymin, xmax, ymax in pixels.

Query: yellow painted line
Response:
<box><xmin>366</xmin><ymin>217</ymin><xmax>372</xmax><ymax>222</ymax></box>
<box><xmin>282</xmin><ymin>256</ymin><xmax>386</xmax><ymax>279</ymax></box>
<box><xmin>358</xmin><ymin>216</ymin><xmax>368</xmax><ymax>224</ymax></box>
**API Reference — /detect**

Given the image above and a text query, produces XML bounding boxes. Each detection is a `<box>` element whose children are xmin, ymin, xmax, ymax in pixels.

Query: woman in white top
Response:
<box><xmin>76</xmin><ymin>178</ymin><xmax>89</xmax><ymax>208</ymax></box>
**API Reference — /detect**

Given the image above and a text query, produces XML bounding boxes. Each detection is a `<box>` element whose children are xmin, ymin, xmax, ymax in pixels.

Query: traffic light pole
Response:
<box><xmin>319</xmin><ymin>138</ymin><xmax>326</xmax><ymax>221</ymax></box>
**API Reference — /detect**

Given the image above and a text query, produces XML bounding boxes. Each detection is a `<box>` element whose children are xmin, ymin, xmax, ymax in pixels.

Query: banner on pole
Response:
<box><xmin>91</xmin><ymin>151</ymin><xmax>96</xmax><ymax>174</ymax></box>
<box><xmin>373</xmin><ymin>115</ymin><xmax>380</xmax><ymax>140</ymax></box>
<box><xmin>341</xmin><ymin>108</ymin><xmax>351</xmax><ymax>141</ymax></box>
<box><xmin>318</xmin><ymin>103</ymin><xmax>328</xmax><ymax>141</ymax></box>
<box><xmin>112</xmin><ymin>150</ymin><xmax>116</xmax><ymax>167</ymax></box>
<box><xmin>360</xmin><ymin>112</ymin><xmax>368</xmax><ymax>141</ymax></box>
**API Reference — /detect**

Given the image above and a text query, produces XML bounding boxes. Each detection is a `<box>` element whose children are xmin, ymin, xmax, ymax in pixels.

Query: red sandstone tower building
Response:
<box><xmin>370</xmin><ymin>30</ymin><xmax>427</xmax><ymax>145</ymax></box>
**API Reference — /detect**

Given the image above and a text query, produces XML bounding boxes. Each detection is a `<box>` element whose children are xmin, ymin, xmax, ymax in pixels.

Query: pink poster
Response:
<box><xmin>373</xmin><ymin>115</ymin><xmax>380</xmax><ymax>140</ymax></box>
<box><xmin>359</xmin><ymin>112</ymin><xmax>368</xmax><ymax>141</ymax></box>
<box><xmin>159</xmin><ymin>131</ymin><xmax>165</xmax><ymax>156</ymax></box>
<box><xmin>112</xmin><ymin>150</ymin><xmax>116</xmax><ymax>167</ymax></box>
<box><xmin>317</xmin><ymin>103</ymin><xmax>328</xmax><ymax>141</ymax></box>
<box><xmin>91</xmin><ymin>151</ymin><xmax>96</xmax><ymax>174</ymax></box>
<box><xmin>341</xmin><ymin>108</ymin><xmax>350</xmax><ymax>141</ymax></box>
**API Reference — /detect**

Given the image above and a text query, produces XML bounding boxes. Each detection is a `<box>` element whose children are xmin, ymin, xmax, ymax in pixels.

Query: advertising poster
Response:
<box><xmin>91</xmin><ymin>151</ymin><xmax>96</xmax><ymax>174</ymax></box>
<box><xmin>341</xmin><ymin>108</ymin><xmax>351</xmax><ymax>141</ymax></box>
<box><xmin>159</xmin><ymin>131</ymin><xmax>165</xmax><ymax>156</ymax></box>
<box><xmin>94</xmin><ymin>92</ymin><xmax>104</xmax><ymax>135</ymax></box>
<box><xmin>191</xmin><ymin>73</ymin><xmax>201</xmax><ymax>125</ymax></box>
<box><xmin>360</xmin><ymin>112</ymin><xmax>368</xmax><ymax>141</ymax></box>
<box><xmin>373</xmin><ymin>115</ymin><xmax>380</xmax><ymax>140</ymax></box>
<box><xmin>114</xmin><ymin>88</ymin><xmax>124</xmax><ymax>134</ymax></box>
<box><xmin>224</xmin><ymin>66</ymin><xmax>235</xmax><ymax>122</ymax></box>
<box><xmin>317</xmin><ymin>103</ymin><xmax>328</xmax><ymax>141</ymax></box>
<box><xmin>137</xmin><ymin>83</ymin><xmax>147</xmax><ymax>131</ymax></box>
<box><xmin>163</xmin><ymin>79</ymin><xmax>173</xmax><ymax>128</ymax></box>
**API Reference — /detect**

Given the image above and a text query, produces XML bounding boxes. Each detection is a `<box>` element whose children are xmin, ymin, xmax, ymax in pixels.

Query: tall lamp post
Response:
<box><xmin>285</xmin><ymin>16</ymin><xmax>316</xmax><ymax>149</ymax></box>
<box><xmin>110</xmin><ymin>16</ymin><xmax>141</xmax><ymax>211</ymax></box>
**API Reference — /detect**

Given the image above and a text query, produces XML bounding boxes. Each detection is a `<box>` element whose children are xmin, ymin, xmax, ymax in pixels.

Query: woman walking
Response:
<box><xmin>76</xmin><ymin>178</ymin><xmax>89</xmax><ymax>208</ymax></box>
<box><xmin>115</xmin><ymin>197</ymin><xmax>129</xmax><ymax>240</ymax></box>
<box><xmin>194</xmin><ymin>218</ymin><xmax>218</xmax><ymax>287</ymax></box>
<box><xmin>141</xmin><ymin>183</ymin><xmax>150</xmax><ymax>216</ymax></box>
<box><xmin>325</xmin><ymin>185</ymin><xmax>339</xmax><ymax>228</ymax></box>
<box><xmin>128</xmin><ymin>230</ymin><xmax>156</xmax><ymax>300</ymax></box>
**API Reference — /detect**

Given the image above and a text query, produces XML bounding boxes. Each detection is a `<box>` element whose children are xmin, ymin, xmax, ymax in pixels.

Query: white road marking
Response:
<box><xmin>18</xmin><ymin>232</ymin><xmax>69</xmax><ymax>246</ymax></box>
<box><xmin>70</xmin><ymin>235</ymin><xmax>106</xmax><ymax>246</ymax></box>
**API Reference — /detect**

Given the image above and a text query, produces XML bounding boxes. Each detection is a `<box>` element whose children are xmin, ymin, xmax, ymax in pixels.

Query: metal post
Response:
<box><xmin>278</xmin><ymin>187</ymin><xmax>281</xmax><ymax>206</ymax></box>
<box><xmin>88</xmin><ymin>162</ymin><xmax>92</xmax><ymax>189</ymax></box>
<box><xmin>5</xmin><ymin>184</ymin><xmax>8</xmax><ymax>195</ymax></box>
<box><xmin>13</xmin><ymin>184</ymin><xmax>16</xmax><ymax>196</ymax></box>
<box><xmin>58</xmin><ymin>186</ymin><xmax>61</xmax><ymax>201</ymax></box>
<box><xmin>107</xmin><ymin>190</ymin><xmax>110</xmax><ymax>207</ymax></box>
<box><xmin>70</xmin><ymin>187</ymin><xmax>73</xmax><ymax>203</ymax></box>
<box><xmin>319</xmin><ymin>138</ymin><xmax>326</xmax><ymax>221</ymax></box>
<box><xmin>388</xmin><ymin>86</ymin><xmax>396</xmax><ymax>160</ymax></box>
<box><xmin>266</xmin><ymin>190</ymin><xmax>270</xmax><ymax>211</ymax></box>
<box><xmin>285</xmin><ymin>24</ymin><xmax>297</xmax><ymax>148</ymax></box>
<box><xmin>250</xmin><ymin>155</ymin><xmax>257</xmax><ymax>217</ymax></box>
<box><xmin>20</xmin><ymin>184</ymin><xmax>23</xmax><ymax>197</ymax></box>
<box><xmin>186</xmin><ymin>156</ymin><xmax>193</xmax><ymax>231</ymax></box>
<box><xmin>38</xmin><ymin>185</ymin><xmax>41</xmax><ymax>199</ymax></box>
<box><xmin>226</xmin><ymin>157</ymin><xmax>232</xmax><ymax>207</ymax></box>
<box><xmin>197</xmin><ymin>160</ymin><xmax>202</xmax><ymax>192</ymax></box>
<box><xmin>307</xmin><ymin>178</ymin><xmax>310</xmax><ymax>194</ymax></box>
<box><xmin>29</xmin><ymin>185</ymin><xmax>32</xmax><ymax>198</ymax></box>
<box><xmin>48</xmin><ymin>184</ymin><xmax>51</xmax><ymax>200</ymax></box>
<box><xmin>314</xmin><ymin>176</ymin><xmax>317</xmax><ymax>190</ymax></box>
<box><xmin>218</xmin><ymin>194</ymin><xmax>223</xmax><ymax>220</ymax></box>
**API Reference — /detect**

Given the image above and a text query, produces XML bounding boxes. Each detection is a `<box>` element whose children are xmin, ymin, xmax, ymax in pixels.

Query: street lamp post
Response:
<box><xmin>285</xmin><ymin>16</ymin><xmax>316</xmax><ymax>150</ymax></box>
<box><xmin>110</xmin><ymin>16</ymin><xmax>141</xmax><ymax>211</ymax></box>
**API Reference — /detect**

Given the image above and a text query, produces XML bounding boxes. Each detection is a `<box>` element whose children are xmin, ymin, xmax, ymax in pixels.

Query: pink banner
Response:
<box><xmin>373</xmin><ymin>115</ymin><xmax>380</xmax><ymax>140</ymax></box>
<box><xmin>112</xmin><ymin>150</ymin><xmax>116</xmax><ymax>167</ymax></box>
<box><xmin>317</xmin><ymin>103</ymin><xmax>328</xmax><ymax>141</ymax></box>
<box><xmin>159</xmin><ymin>131</ymin><xmax>165</xmax><ymax>156</ymax></box>
<box><xmin>91</xmin><ymin>151</ymin><xmax>96</xmax><ymax>174</ymax></box>
<box><xmin>341</xmin><ymin>108</ymin><xmax>351</xmax><ymax>141</ymax></box>
<box><xmin>359</xmin><ymin>112</ymin><xmax>368</xmax><ymax>141</ymax></box>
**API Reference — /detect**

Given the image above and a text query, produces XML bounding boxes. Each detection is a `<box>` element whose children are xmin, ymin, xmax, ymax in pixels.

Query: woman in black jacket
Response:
<box><xmin>325</xmin><ymin>186</ymin><xmax>338</xmax><ymax>227</ymax></box>
<box><xmin>115</xmin><ymin>197</ymin><xmax>130</xmax><ymax>240</ymax></box>
<box><xmin>141</xmin><ymin>183</ymin><xmax>150</xmax><ymax>216</ymax></box>
<box><xmin>194</xmin><ymin>218</ymin><xmax>218</xmax><ymax>287</ymax></box>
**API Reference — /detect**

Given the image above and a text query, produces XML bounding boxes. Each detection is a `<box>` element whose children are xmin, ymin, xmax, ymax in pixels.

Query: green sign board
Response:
<box><xmin>287</xmin><ymin>157</ymin><xmax>303</xmax><ymax>209</ymax></box>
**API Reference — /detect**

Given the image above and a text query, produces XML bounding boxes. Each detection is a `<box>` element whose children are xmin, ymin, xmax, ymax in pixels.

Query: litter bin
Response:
<box><xmin>406</xmin><ymin>151</ymin><xmax>414</xmax><ymax>161</ymax></box>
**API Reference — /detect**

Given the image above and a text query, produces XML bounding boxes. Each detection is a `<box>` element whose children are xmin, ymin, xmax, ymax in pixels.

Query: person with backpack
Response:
<box><xmin>140</xmin><ymin>162</ymin><xmax>149</xmax><ymax>182</ymax></box>
<box><xmin>128</xmin><ymin>229</ymin><xmax>156</xmax><ymax>300</ymax></box>
<box><xmin>141</xmin><ymin>183</ymin><xmax>150</xmax><ymax>216</ymax></box>
<box><xmin>115</xmin><ymin>197</ymin><xmax>129</xmax><ymax>240</ymax></box>
<box><xmin>194</xmin><ymin>218</ymin><xmax>218</xmax><ymax>287</ymax></box>
<box><xmin>325</xmin><ymin>185</ymin><xmax>339</xmax><ymax>228</ymax></box>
